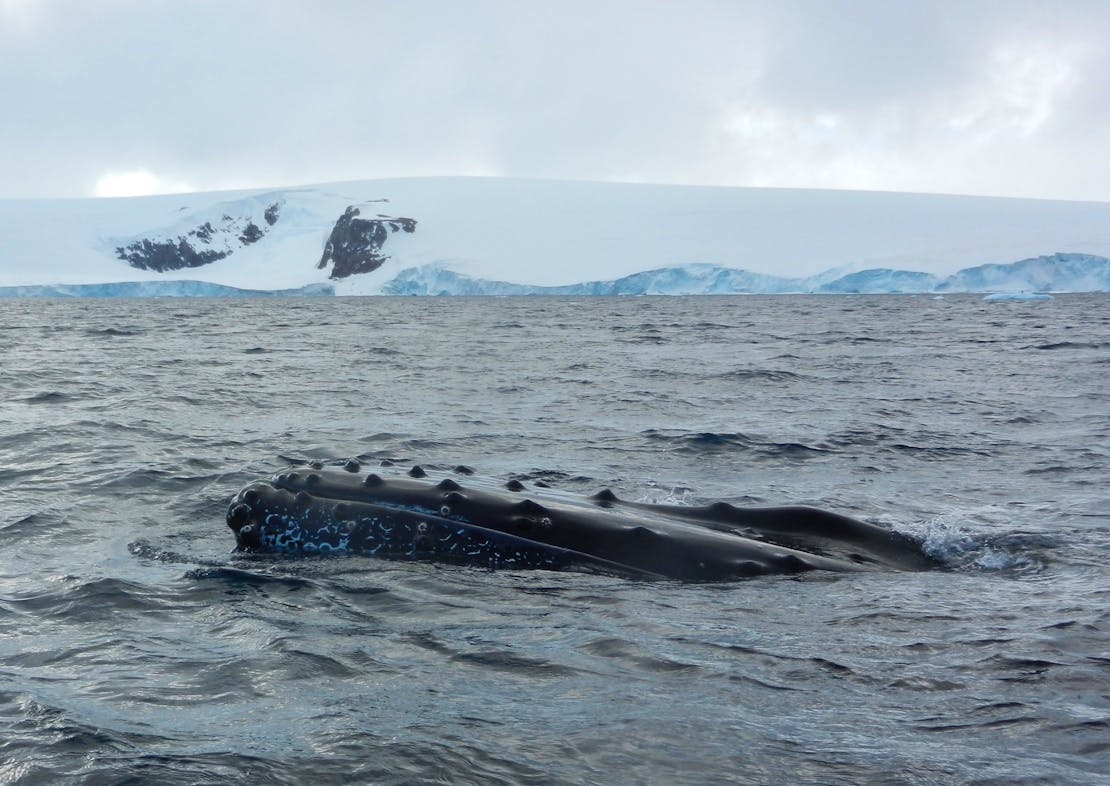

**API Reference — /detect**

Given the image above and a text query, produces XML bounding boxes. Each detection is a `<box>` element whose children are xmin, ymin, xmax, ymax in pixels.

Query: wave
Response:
<box><xmin>183</xmin><ymin>565</ymin><xmax>322</xmax><ymax>591</ymax></box>
<box><xmin>84</xmin><ymin>327</ymin><xmax>142</xmax><ymax>337</ymax></box>
<box><xmin>16</xmin><ymin>391</ymin><xmax>78</xmax><ymax>404</ymax></box>
<box><xmin>709</xmin><ymin>368</ymin><xmax>805</xmax><ymax>382</ymax></box>
<box><xmin>2</xmin><ymin>577</ymin><xmax>174</xmax><ymax>620</ymax></box>
<box><xmin>1032</xmin><ymin>341</ymin><xmax>1110</xmax><ymax>350</ymax></box>
<box><xmin>640</xmin><ymin>429</ymin><xmax>834</xmax><ymax>457</ymax></box>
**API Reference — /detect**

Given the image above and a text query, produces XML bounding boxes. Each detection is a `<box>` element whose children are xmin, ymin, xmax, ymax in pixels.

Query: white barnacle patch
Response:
<box><xmin>273</xmin><ymin>525</ymin><xmax>303</xmax><ymax>550</ymax></box>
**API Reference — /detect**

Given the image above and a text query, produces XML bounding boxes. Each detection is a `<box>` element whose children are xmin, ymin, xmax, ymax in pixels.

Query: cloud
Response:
<box><xmin>2</xmin><ymin>0</ymin><xmax>1109</xmax><ymax>200</ymax></box>
<box><xmin>92</xmin><ymin>170</ymin><xmax>194</xmax><ymax>198</ymax></box>
<box><xmin>699</xmin><ymin>1</ymin><xmax>1110</xmax><ymax>198</ymax></box>
<box><xmin>0</xmin><ymin>0</ymin><xmax>39</xmax><ymax>32</ymax></box>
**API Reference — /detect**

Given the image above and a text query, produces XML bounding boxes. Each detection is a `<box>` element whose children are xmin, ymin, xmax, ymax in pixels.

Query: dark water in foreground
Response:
<box><xmin>1</xmin><ymin>295</ymin><xmax>1108</xmax><ymax>785</ymax></box>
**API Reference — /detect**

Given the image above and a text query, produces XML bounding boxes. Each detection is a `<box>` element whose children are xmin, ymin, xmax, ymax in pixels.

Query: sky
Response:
<box><xmin>2</xmin><ymin>0</ymin><xmax>1109</xmax><ymax>201</ymax></box>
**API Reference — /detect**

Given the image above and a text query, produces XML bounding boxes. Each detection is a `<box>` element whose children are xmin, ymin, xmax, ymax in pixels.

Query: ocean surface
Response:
<box><xmin>1</xmin><ymin>294</ymin><xmax>1107</xmax><ymax>785</ymax></box>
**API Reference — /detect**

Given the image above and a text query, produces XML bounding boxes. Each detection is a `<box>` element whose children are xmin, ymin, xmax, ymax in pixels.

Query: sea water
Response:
<box><xmin>1</xmin><ymin>294</ymin><xmax>1107</xmax><ymax>785</ymax></box>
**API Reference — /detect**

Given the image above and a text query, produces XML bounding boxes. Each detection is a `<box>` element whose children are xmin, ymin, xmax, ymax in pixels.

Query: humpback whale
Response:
<box><xmin>226</xmin><ymin>462</ymin><xmax>936</xmax><ymax>580</ymax></box>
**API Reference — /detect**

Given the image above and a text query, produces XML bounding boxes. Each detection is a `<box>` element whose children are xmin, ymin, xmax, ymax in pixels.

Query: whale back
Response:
<box><xmin>226</xmin><ymin>465</ymin><xmax>937</xmax><ymax>580</ymax></box>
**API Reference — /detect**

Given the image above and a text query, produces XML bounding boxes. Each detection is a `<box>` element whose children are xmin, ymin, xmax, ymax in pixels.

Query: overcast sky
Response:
<box><xmin>3</xmin><ymin>0</ymin><xmax>1109</xmax><ymax>201</ymax></box>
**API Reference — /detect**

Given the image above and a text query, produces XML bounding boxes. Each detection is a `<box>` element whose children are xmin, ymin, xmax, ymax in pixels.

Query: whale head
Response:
<box><xmin>225</xmin><ymin>462</ymin><xmax>588</xmax><ymax>570</ymax></box>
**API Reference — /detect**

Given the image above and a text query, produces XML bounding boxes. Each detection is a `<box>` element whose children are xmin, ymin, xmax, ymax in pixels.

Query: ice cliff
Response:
<box><xmin>383</xmin><ymin>254</ymin><xmax>1110</xmax><ymax>296</ymax></box>
<box><xmin>0</xmin><ymin>281</ymin><xmax>333</xmax><ymax>298</ymax></box>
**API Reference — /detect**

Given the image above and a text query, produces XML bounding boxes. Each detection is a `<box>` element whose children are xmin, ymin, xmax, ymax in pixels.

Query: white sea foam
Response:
<box><xmin>916</xmin><ymin>511</ymin><xmax>1047</xmax><ymax>572</ymax></box>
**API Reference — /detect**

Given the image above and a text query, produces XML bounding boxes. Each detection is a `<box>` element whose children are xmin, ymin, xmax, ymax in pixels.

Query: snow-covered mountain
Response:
<box><xmin>1</xmin><ymin>177</ymin><xmax>1109</xmax><ymax>296</ymax></box>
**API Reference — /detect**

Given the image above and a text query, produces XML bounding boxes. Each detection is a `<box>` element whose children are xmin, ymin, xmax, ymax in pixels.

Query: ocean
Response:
<box><xmin>1</xmin><ymin>294</ymin><xmax>1107</xmax><ymax>785</ymax></box>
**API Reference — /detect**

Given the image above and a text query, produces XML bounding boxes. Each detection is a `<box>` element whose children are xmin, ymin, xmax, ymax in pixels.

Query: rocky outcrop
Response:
<box><xmin>317</xmin><ymin>206</ymin><xmax>417</xmax><ymax>279</ymax></box>
<box><xmin>116</xmin><ymin>202</ymin><xmax>280</xmax><ymax>272</ymax></box>
<box><xmin>115</xmin><ymin>238</ymin><xmax>229</xmax><ymax>271</ymax></box>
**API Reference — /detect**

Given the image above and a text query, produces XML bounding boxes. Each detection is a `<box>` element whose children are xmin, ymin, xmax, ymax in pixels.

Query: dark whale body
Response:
<box><xmin>226</xmin><ymin>463</ymin><xmax>936</xmax><ymax>580</ymax></box>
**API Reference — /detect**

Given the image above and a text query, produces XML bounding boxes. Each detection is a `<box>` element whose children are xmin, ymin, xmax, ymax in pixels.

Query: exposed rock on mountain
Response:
<box><xmin>317</xmin><ymin>206</ymin><xmax>416</xmax><ymax>280</ymax></box>
<box><xmin>115</xmin><ymin>237</ymin><xmax>229</xmax><ymax>272</ymax></box>
<box><xmin>115</xmin><ymin>202</ymin><xmax>280</xmax><ymax>272</ymax></box>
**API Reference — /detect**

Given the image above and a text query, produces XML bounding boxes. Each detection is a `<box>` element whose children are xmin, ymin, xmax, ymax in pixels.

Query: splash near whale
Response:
<box><xmin>226</xmin><ymin>462</ymin><xmax>936</xmax><ymax>580</ymax></box>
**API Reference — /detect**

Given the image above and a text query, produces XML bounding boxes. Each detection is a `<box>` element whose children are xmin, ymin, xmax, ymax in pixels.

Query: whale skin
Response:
<box><xmin>226</xmin><ymin>462</ymin><xmax>936</xmax><ymax>581</ymax></box>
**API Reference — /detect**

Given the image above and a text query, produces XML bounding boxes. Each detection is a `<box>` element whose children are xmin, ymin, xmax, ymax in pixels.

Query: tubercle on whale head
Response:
<box><xmin>224</xmin><ymin>473</ymin><xmax>457</xmax><ymax>557</ymax></box>
<box><xmin>226</xmin><ymin>509</ymin><xmax>255</xmax><ymax>551</ymax></box>
<box><xmin>226</xmin><ymin>482</ymin><xmax>273</xmax><ymax>552</ymax></box>
<box><xmin>225</xmin><ymin>470</ymin><xmax>578</xmax><ymax>570</ymax></box>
